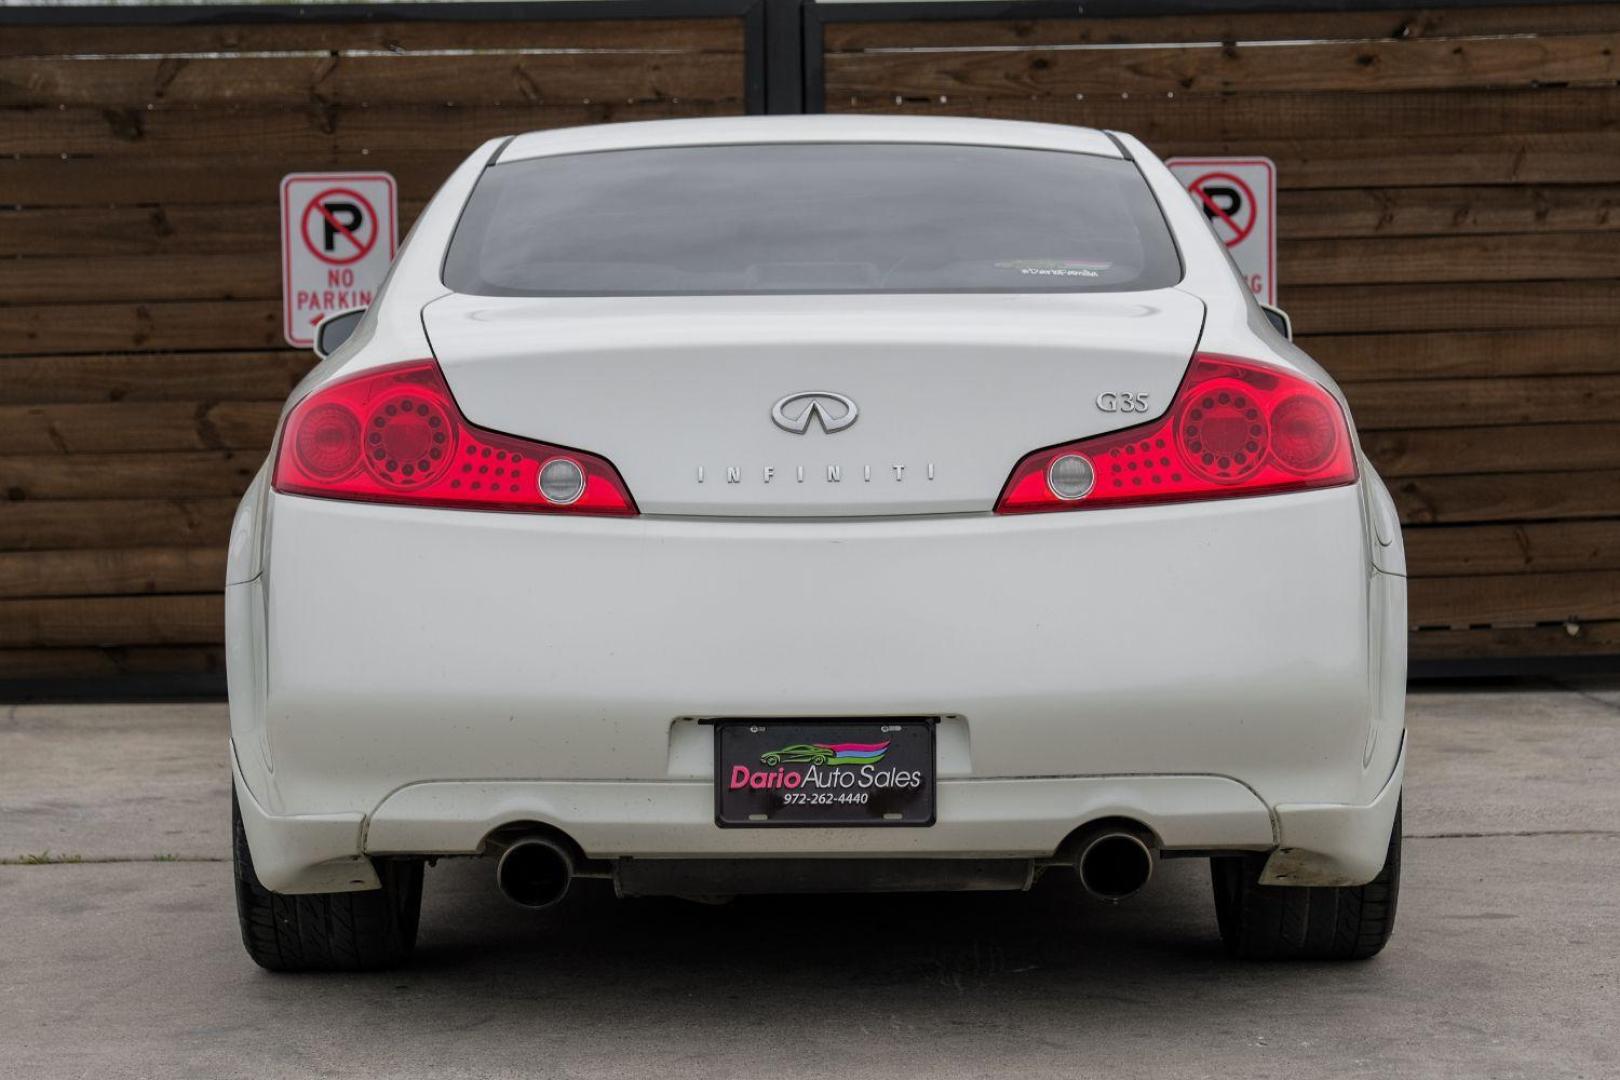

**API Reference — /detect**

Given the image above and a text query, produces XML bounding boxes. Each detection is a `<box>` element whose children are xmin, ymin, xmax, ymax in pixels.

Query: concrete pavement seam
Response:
<box><xmin>1</xmin><ymin>855</ymin><xmax>226</xmax><ymax>866</ymax></box>
<box><xmin>1550</xmin><ymin>677</ymin><xmax>1620</xmax><ymax>717</ymax></box>
<box><xmin>1409</xmin><ymin>829</ymin><xmax>1619</xmax><ymax>840</ymax></box>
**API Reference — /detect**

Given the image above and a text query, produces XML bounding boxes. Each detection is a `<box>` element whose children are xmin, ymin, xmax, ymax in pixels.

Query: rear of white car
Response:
<box><xmin>227</xmin><ymin>116</ymin><xmax>1406</xmax><ymax>971</ymax></box>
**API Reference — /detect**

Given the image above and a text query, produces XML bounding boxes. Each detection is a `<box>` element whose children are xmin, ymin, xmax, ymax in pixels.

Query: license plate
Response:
<box><xmin>714</xmin><ymin>719</ymin><xmax>935</xmax><ymax>827</ymax></box>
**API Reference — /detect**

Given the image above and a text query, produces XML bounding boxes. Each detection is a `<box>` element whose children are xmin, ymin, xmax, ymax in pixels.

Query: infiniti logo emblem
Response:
<box><xmin>771</xmin><ymin>391</ymin><xmax>859</xmax><ymax>435</ymax></box>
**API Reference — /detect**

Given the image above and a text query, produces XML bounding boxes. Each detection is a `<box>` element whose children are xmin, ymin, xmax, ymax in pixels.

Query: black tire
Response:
<box><xmin>232</xmin><ymin>791</ymin><xmax>423</xmax><ymax>972</ymax></box>
<box><xmin>1211</xmin><ymin>802</ymin><xmax>1401</xmax><ymax>961</ymax></box>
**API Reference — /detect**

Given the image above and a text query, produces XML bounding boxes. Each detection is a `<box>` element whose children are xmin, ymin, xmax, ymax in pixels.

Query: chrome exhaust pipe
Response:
<box><xmin>495</xmin><ymin>837</ymin><xmax>574</xmax><ymax>910</ymax></box>
<box><xmin>1075</xmin><ymin>828</ymin><xmax>1156</xmax><ymax>902</ymax></box>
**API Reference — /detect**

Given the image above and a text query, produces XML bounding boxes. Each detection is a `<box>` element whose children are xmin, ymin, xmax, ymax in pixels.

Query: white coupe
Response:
<box><xmin>227</xmin><ymin>116</ymin><xmax>1407</xmax><ymax>970</ymax></box>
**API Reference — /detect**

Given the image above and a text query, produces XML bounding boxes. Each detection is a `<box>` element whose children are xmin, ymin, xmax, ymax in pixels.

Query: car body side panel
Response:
<box><xmin>225</xmin><ymin>464</ymin><xmax>269</xmax><ymax>587</ymax></box>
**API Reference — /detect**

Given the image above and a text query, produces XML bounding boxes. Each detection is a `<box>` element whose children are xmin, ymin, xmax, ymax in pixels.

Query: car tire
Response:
<box><xmin>1210</xmin><ymin>801</ymin><xmax>1401</xmax><ymax>961</ymax></box>
<box><xmin>232</xmin><ymin>791</ymin><xmax>424</xmax><ymax>972</ymax></box>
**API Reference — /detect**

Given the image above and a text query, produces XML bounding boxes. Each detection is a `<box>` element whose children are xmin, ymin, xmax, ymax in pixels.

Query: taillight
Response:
<box><xmin>996</xmin><ymin>353</ymin><xmax>1356</xmax><ymax>514</ymax></box>
<box><xmin>272</xmin><ymin>360</ymin><xmax>637</xmax><ymax>516</ymax></box>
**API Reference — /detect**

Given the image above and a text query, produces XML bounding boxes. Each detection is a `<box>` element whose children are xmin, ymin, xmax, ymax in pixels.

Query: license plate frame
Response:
<box><xmin>713</xmin><ymin>718</ymin><xmax>936</xmax><ymax>828</ymax></box>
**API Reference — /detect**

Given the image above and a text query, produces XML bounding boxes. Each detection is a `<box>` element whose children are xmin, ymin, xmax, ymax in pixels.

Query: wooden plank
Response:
<box><xmin>1</xmin><ymin>204</ymin><xmax>288</xmax><ymax>259</ymax></box>
<box><xmin>0</xmin><ymin>18</ymin><xmax>744</xmax><ymax>58</ymax></box>
<box><xmin>1410</xmin><ymin>620</ymin><xmax>1620</xmax><ymax>660</ymax></box>
<box><xmin>1362</xmin><ymin>423</ymin><xmax>1620</xmax><ymax>476</ymax></box>
<box><xmin>830</xmin><ymin>88</ymin><xmax>1620</xmax><ymax>146</ymax></box>
<box><xmin>1154</xmin><ymin>133</ymin><xmax>1620</xmax><ymax>189</ymax></box>
<box><xmin>822</xmin><ymin>32</ymin><xmax>1620</xmax><ymax>98</ymax></box>
<box><xmin>0</xmin><ymin>402</ymin><xmax>282</xmax><ymax>455</ymax></box>
<box><xmin>0</xmin><ymin>352</ymin><xmax>314</xmax><ymax>406</ymax></box>
<box><xmin>0</xmin><ymin>52</ymin><xmax>743</xmax><ymax>109</ymax></box>
<box><xmin>0</xmin><ymin>645</ymin><xmax>224</xmax><ymax>680</ymax></box>
<box><xmin>0</xmin><ymin>301</ymin><xmax>282</xmax><ymax>355</ymax></box>
<box><xmin>98</xmin><ymin>294</ymin><xmax>1597</xmax><ymax>366</ymax></box>
<box><xmin>1301</xmin><ymin>328</ymin><xmax>1620</xmax><ymax>383</ymax></box>
<box><xmin>0</xmin><ymin>498</ymin><xmax>239</xmax><ymax>551</ymax></box>
<box><xmin>822</xmin><ymin>116</ymin><xmax>1620</xmax><ymax>188</ymax></box>
<box><xmin>1283</xmin><ymin>233</ymin><xmax>1620</xmax><ymax>286</ymax></box>
<box><xmin>0</xmin><ymin>547</ymin><xmax>225</xmax><ymax>599</ymax></box>
<box><xmin>1404</xmin><ymin>522</ymin><xmax>1620</xmax><ymax>576</ymax></box>
<box><xmin>1390</xmin><ymin>469</ymin><xmax>1620</xmax><ymax>524</ymax></box>
<box><xmin>0</xmin><ymin>594</ymin><xmax>223</xmax><ymax>647</ymax></box>
<box><xmin>1346</xmin><ymin>375</ymin><xmax>1620</xmax><ymax>431</ymax></box>
<box><xmin>1282</xmin><ymin>281</ymin><xmax>1620</xmax><ymax>334</ymax></box>
<box><xmin>16</xmin><ymin>133</ymin><xmax>1597</xmax><ymax>207</ymax></box>
<box><xmin>2</xmin><ymin>152</ymin><xmax>472</xmax><ymax>207</ymax></box>
<box><xmin>823</xmin><ymin>6</ymin><xmax>1620</xmax><ymax>50</ymax></box>
<box><xmin>0</xmin><ymin>101</ymin><xmax>739</xmax><ymax>158</ymax></box>
<box><xmin>0</xmin><ymin>451</ymin><xmax>263</xmax><ymax>500</ymax></box>
<box><xmin>1410</xmin><ymin>570</ymin><xmax>1620</xmax><ymax>627</ymax></box>
<box><xmin>1280</xmin><ymin>185</ymin><xmax>1620</xmax><ymax>241</ymax></box>
<box><xmin>0</xmin><ymin>202</ymin><xmax>422</xmax><ymax>258</ymax></box>
<box><xmin>0</xmin><ymin>254</ymin><xmax>279</xmax><ymax>304</ymax></box>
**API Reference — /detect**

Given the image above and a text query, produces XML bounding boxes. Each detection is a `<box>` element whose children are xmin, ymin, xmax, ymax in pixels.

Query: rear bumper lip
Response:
<box><xmin>363</xmin><ymin>773</ymin><xmax>1277</xmax><ymax>859</ymax></box>
<box><xmin>240</xmin><ymin>756</ymin><xmax>1279</xmax><ymax>894</ymax></box>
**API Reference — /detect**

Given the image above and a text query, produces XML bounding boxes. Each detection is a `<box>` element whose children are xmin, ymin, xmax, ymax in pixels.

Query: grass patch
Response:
<box><xmin>13</xmin><ymin>850</ymin><xmax>83</xmax><ymax>865</ymax></box>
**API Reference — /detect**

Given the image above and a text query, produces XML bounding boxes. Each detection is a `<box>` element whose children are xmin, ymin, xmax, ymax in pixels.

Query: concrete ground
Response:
<box><xmin>1</xmin><ymin>683</ymin><xmax>1616</xmax><ymax>1080</ymax></box>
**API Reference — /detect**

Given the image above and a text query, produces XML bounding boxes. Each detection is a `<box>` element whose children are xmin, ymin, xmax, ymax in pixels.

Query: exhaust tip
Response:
<box><xmin>1077</xmin><ymin>831</ymin><xmax>1155</xmax><ymax>902</ymax></box>
<box><xmin>496</xmin><ymin>837</ymin><xmax>574</xmax><ymax>910</ymax></box>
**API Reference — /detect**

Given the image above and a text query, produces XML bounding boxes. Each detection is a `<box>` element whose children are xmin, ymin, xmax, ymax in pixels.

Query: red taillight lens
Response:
<box><xmin>996</xmin><ymin>353</ymin><xmax>1356</xmax><ymax>514</ymax></box>
<box><xmin>272</xmin><ymin>360</ymin><xmax>637</xmax><ymax>516</ymax></box>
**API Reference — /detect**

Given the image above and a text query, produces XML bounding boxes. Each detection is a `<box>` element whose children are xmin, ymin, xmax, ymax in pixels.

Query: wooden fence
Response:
<box><xmin>1</xmin><ymin>1</ymin><xmax>1617</xmax><ymax>687</ymax></box>
<box><xmin>816</xmin><ymin>1</ymin><xmax>1620</xmax><ymax>667</ymax></box>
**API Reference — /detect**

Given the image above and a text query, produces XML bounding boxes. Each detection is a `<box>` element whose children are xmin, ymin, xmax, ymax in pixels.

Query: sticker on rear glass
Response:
<box><xmin>995</xmin><ymin>258</ymin><xmax>1113</xmax><ymax>278</ymax></box>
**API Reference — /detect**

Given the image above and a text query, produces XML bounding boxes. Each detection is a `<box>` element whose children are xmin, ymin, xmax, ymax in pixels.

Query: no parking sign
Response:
<box><xmin>280</xmin><ymin>172</ymin><xmax>397</xmax><ymax>348</ymax></box>
<box><xmin>1165</xmin><ymin>157</ymin><xmax>1276</xmax><ymax>305</ymax></box>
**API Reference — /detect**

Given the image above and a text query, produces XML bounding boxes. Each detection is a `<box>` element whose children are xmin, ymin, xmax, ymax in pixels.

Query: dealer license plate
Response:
<box><xmin>714</xmin><ymin>719</ymin><xmax>936</xmax><ymax>827</ymax></box>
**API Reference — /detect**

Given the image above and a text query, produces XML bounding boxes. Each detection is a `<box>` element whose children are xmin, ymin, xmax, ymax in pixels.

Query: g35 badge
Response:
<box><xmin>1096</xmin><ymin>392</ymin><xmax>1152</xmax><ymax>414</ymax></box>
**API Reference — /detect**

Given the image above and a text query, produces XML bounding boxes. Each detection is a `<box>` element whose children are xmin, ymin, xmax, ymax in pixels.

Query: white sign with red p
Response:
<box><xmin>280</xmin><ymin>172</ymin><xmax>397</xmax><ymax>348</ymax></box>
<box><xmin>1165</xmin><ymin>157</ymin><xmax>1277</xmax><ymax>306</ymax></box>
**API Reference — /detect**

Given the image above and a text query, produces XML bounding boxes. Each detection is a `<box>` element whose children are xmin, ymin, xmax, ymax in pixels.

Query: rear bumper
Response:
<box><xmin>232</xmin><ymin>740</ymin><xmax>1403</xmax><ymax>894</ymax></box>
<box><xmin>229</xmin><ymin>483</ymin><xmax>1406</xmax><ymax>892</ymax></box>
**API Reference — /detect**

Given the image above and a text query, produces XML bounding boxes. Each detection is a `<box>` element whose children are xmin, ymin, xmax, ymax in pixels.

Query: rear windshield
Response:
<box><xmin>442</xmin><ymin>143</ymin><xmax>1181</xmax><ymax>296</ymax></box>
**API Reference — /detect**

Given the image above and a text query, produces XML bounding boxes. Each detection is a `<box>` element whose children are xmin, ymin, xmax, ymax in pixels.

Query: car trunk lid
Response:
<box><xmin>422</xmin><ymin>290</ymin><xmax>1205</xmax><ymax>517</ymax></box>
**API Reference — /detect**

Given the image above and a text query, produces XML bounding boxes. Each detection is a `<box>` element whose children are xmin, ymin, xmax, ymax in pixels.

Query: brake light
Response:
<box><xmin>272</xmin><ymin>360</ymin><xmax>637</xmax><ymax>516</ymax></box>
<box><xmin>996</xmin><ymin>353</ymin><xmax>1355</xmax><ymax>514</ymax></box>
